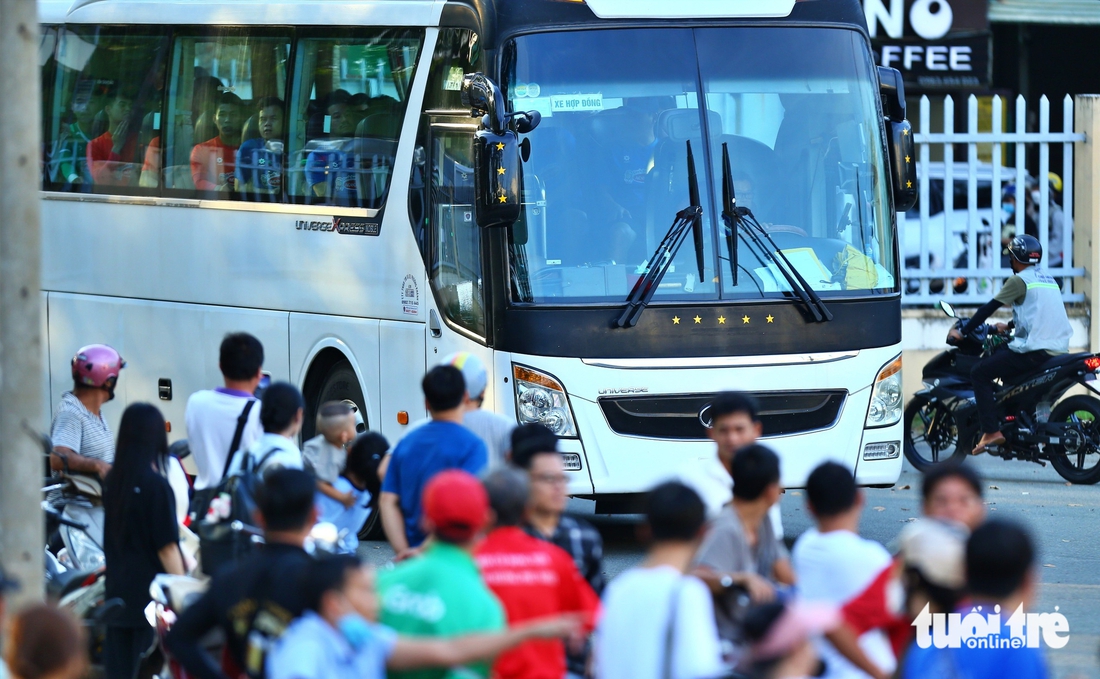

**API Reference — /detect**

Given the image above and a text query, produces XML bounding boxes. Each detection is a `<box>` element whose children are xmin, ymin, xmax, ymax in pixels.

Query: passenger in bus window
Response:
<box><xmin>50</xmin><ymin>88</ymin><xmax>105</xmax><ymax>187</ymax></box>
<box><xmin>190</xmin><ymin>92</ymin><xmax>243</xmax><ymax>192</ymax></box>
<box><xmin>305</xmin><ymin>90</ymin><xmax>365</xmax><ymax>204</ymax></box>
<box><xmin>86</xmin><ymin>89</ymin><xmax>139</xmax><ymax>186</ymax></box>
<box><xmin>236</xmin><ymin>97</ymin><xmax>286</xmax><ymax>200</ymax></box>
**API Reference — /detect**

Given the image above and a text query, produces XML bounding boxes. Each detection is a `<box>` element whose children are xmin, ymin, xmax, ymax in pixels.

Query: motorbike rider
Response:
<box><xmin>948</xmin><ymin>235</ymin><xmax>1073</xmax><ymax>454</ymax></box>
<box><xmin>50</xmin><ymin>344</ymin><xmax>125</xmax><ymax>482</ymax></box>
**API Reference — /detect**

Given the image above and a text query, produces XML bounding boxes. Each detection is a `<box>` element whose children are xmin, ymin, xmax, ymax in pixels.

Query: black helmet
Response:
<box><xmin>1006</xmin><ymin>234</ymin><xmax>1042</xmax><ymax>265</ymax></box>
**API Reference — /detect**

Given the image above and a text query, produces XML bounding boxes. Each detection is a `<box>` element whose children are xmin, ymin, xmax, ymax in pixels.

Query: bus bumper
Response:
<box><xmin>497</xmin><ymin>344</ymin><xmax>904</xmax><ymax>494</ymax></box>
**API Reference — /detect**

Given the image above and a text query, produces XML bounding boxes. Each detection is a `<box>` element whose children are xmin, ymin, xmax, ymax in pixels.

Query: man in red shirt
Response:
<box><xmin>87</xmin><ymin>91</ymin><xmax>139</xmax><ymax>186</ymax></box>
<box><xmin>475</xmin><ymin>468</ymin><xmax>600</xmax><ymax>679</ymax></box>
<box><xmin>191</xmin><ymin>92</ymin><xmax>243</xmax><ymax>191</ymax></box>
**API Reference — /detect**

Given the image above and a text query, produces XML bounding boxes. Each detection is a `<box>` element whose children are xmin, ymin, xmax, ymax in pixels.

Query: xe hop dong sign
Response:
<box><xmin>863</xmin><ymin>0</ymin><xmax>990</xmax><ymax>89</ymax></box>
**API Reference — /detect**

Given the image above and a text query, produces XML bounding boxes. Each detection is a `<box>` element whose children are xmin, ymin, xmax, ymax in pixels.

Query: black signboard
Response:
<box><xmin>863</xmin><ymin>0</ymin><xmax>991</xmax><ymax>90</ymax></box>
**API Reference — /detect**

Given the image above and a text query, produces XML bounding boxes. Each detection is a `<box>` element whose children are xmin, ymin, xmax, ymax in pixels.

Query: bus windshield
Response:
<box><xmin>505</xmin><ymin>27</ymin><xmax>897</xmax><ymax>306</ymax></box>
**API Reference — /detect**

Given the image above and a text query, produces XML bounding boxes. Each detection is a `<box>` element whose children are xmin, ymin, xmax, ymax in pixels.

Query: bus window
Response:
<box><xmin>160</xmin><ymin>30</ymin><xmax>290</xmax><ymax>198</ymax></box>
<box><xmin>40</xmin><ymin>26</ymin><xmax>58</xmax><ymax>188</ymax></box>
<box><xmin>429</xmin><ymin>127</ymin><xmax>485</xmax><ymax>336</ymax></box>
<box><xmin>43</xmin><ymin>27</ymin><xmax>168</xmax><ymax>194</ymax></box>
<box><xmin>287</xmin><ymin>30</ymin><xmax>421</xmax><ymax>209</ymax></box>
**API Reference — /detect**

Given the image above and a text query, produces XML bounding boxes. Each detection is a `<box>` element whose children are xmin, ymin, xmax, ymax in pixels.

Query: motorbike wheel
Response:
<box><xmin>1048</xmin><ymin>396</ymin><xmax>1100</xmax><ymax>484</ymax></box>
<box><xmin>903</xmin><ymin>397</ymin><xmax>967</xmax><ymax>470</ymax></box>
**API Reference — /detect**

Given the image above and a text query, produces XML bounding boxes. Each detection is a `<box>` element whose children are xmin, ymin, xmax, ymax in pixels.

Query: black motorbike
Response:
<box><xmin>904</xmin><ymin>301</ymin><xmax>1100</xmax><ymax>484</ymax></box>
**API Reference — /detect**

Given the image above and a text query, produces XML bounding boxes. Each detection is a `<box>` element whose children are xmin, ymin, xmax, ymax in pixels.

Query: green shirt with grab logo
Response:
<box><xmin>378</xmin><ymin>541</ymin><xmax>506</xmax><ymax>679</ymax></box>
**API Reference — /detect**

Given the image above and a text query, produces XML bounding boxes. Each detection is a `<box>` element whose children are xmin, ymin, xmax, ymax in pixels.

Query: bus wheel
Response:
<box><xmin>309</xmin><ymin>359</ymin><xmax>382</xmax><ymax>540</ymax></box>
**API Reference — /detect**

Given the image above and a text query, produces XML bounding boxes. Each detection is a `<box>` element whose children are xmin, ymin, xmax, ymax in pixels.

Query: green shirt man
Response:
<box><xmin>379</xmin><ymin>469</ymin><xmax>506</xmax><ymax>679</ymax></box>
<box><xmin>380</xmin><ymin>542</ymin><xmax>506</xmax><ymax>679</ymax></box>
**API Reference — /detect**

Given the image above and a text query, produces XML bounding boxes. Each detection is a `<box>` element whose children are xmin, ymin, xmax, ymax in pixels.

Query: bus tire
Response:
<box><xmin>306</xmin><ymin>358</ymin><xmax>383</xmax><ymax>540</ymax></box>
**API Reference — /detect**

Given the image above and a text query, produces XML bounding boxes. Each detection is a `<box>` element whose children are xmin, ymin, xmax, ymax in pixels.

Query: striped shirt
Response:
<box><xmin>49</xmin><ymin>392</ymin><xmax>114</xmax><ymax>500</ymax></box>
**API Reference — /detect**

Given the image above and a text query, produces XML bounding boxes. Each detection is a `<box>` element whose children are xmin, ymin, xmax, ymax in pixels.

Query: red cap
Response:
<box><xmin>422</xmin><ymin>470</ymin><xmax>489</xmax><ymax>543</ymax></box>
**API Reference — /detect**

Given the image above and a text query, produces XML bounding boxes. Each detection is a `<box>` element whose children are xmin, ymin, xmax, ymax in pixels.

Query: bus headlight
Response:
<box><xmin>866</xmin><ymin>355</ymin><xmax>902</xmax><ymax>428</ymax></box>
<box><xmin>513</xmin><ymin>365</ymin><xmax>578</xmax><ymax>437</ymax></box>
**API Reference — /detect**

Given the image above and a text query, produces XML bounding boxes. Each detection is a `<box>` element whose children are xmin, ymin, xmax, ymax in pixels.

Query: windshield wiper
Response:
<box><xmin>616</xmin><ymin>141</ymin><xmax>705</xmax><ymax>328</ymax></box>
<box><xmin>719</xmin><ymin>142</ymin><xmax>832</xmax><ymax>322</ymax></box>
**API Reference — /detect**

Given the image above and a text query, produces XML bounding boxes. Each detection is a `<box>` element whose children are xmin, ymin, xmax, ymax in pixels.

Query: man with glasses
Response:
<box><xmin>510</xmin><ymin>424</ymin><xmax>604</xmax><ymax>679</ymax></box>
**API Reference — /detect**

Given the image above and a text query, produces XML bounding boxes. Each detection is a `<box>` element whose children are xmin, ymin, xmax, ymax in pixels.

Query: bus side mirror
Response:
<box><xmin>878</xmin><ymin>66</ymin><xmax>917</xmax><ymax>212</ymax></box>
<box><xmin>461</xmin><ymin>72</ymin><xmax>540</xmax><ymax>227</ymax></box>
<box><xmin>472</xmin><ymin>128</ymin><xmax>522</xmax><ymax>227</ymax></box>
<box><xmin>888</xmin><ymin>119</ymin><xmax>917</xmax><ymax>212</ymax></box>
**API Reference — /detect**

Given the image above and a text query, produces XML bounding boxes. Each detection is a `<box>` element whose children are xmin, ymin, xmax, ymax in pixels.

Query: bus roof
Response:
<box><xmin>442</xmin><ymin>0</ymin><xmax>869</xmax><ymax>49</ymax></box>
<box><xmin>44</xmin><ymin>0</ymin><xmax>868</xmax><ymax>40</ymax></box>
<box><xmin>54</xmin><ymin>0</ymin><xmax>444</xmax><ymax>26</ymax></box>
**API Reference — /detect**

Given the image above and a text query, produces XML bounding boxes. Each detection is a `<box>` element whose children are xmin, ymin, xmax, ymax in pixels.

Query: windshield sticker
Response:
<box><xmin>400</xmin><ymin>275</ymin><xmax>420</xmax><ymax>316</ymax></box>
<box><xmin>551</xmin><ymin>94</ymin><xmax>603</xmax><ymax>113</ymax></box>
<box><xmin>513</xmin><ymin>82</ymin><xmax>542</xmax><ymax>98</ymax></box>
<box><xmin>444</xmin><ymin>66</ymin><xmax>464</xmax><ymax>91</ymax></box>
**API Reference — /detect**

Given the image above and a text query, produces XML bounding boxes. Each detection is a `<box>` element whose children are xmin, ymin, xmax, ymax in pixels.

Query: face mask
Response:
<box><xmin>1031</xmin><ymin>190</ymin><xmax>1042</xmax><ymax>205</ymax></box>
<box><xmin>337</xmin><ymin>613</ymin><xmax>373</xmax><ymax>650</ymax></box>
<box><xmin>1002</xmin><ymin>202</ymin><xmax>1015</xmax><ymax>218</ymax></box>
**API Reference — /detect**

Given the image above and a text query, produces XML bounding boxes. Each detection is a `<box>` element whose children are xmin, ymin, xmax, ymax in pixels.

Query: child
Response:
<box><xmin>302</xmin><ymin>401</ymin><xmax>357</xmax><ymax>507</ymax></box>
<box><xmin>315</xmin><ymin>431</ymin><xmax>389</xmax><ymax>554</ymax></box>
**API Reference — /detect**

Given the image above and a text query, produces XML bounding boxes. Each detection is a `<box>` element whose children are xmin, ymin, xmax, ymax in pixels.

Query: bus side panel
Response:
<box><xmin>288</xmin><ymin>313</ymin><xmax>382</xmax><ymax>436</ymax></box>
<box><xmin>47</xmin><ymin>293</ymin><xmax>290</xmax><ymax>448</ymax></box>
<box><xmin>378</xmin><ymin>320</ymin><xmax>427</xmax><ymax>443</ymax></box>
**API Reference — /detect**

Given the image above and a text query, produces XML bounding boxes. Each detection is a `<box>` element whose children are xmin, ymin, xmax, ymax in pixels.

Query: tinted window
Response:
<box><xmin>286</xmin><ymin>31</ymin><xmax>421</xmax><ymax>209</ymax></box>
<box><xmin>159</xmin><ymin>31</ymin><xmax>291</xmax><ymax>197</ymax></box>
<box><xmin>43</xmin><ymin>27</ymin><xmax>168</xmax><ymax>193</ymax></box>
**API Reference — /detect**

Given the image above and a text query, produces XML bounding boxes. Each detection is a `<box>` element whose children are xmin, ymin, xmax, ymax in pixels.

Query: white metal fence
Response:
<box><xmin>901</xmin><ymin>94</ymin><xmax>1085</xmax><ymax>306</ymax></box>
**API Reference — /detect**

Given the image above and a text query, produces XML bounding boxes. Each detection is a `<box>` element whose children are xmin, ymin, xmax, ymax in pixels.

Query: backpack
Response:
<box><xmin>196</xmin><ymin>444</ymin><xmax>280</xmax><ymax>576</ymax></box>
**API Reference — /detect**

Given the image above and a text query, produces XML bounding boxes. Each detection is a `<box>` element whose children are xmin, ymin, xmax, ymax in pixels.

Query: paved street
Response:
<box><xmin>362</xmin><ymin>454</ymin><xmax>1100</xmax><ymax>678</ymax></box>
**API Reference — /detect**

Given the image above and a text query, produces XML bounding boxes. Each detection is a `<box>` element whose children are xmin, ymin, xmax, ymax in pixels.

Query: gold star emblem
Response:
<box><xmin>693</xmin><ymin>316</ymin><xmax>702</xmax><ymax>324</ymax></box>
<box><xmin>497</xmin><ymin>167</ymin><xmax>506</xmax><ymax>175</ymax></box>
<box><xmin>495</xmin><ymin>142</ymin><xmax>505</xmax><ymax>151</ymax></box>
<box><xmin>672</xmin><ymin>316</ymin><xmax>680</xmax><ymax>325</ymax></box>
<box><xmin>498</xmin><ymin>195</ymin><xmax>507</xmax><ymax>203</ymax></box>
<box><xmin>906</xmin><ymin>180</ymin><xmax>913</xmax><ymax>188</ymax></box>
<box><xmin>766</xmin><ymin>315</ymin><xmax>774</xmax><ymax>323</ymax></box>
<box><xmin>902</xmin><ymin>128</ymin><xmax>909</xmax><ymax>136</ymax></box>
<box><xmin>742</xmin><ymin>315</ymin><xmax>751</xmax><ymax>324</ymax></box>
<box><xmin>718</xmin><ymin>316</ymin><xmax>726</xmax><ymax>325</ymax></box>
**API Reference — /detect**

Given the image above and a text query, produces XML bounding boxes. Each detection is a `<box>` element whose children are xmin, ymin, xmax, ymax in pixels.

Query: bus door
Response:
<box><xmin>420</xmin><ymin>120</ymin><xmax>499</xmax><ymax>401</ymax></box>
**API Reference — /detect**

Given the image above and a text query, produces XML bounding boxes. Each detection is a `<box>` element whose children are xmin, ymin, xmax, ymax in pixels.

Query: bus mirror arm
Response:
<box><xmin>462</xmin><ymin>72</ymin><xmax>508</xmax><ymax>134</ymax></box>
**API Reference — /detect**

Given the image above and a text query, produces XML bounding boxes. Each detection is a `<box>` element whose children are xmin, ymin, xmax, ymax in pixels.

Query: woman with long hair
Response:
<box><xmin>102</xmin><ymin>402</ymin><xmax>184</xmax><ymax>679</ymax></box>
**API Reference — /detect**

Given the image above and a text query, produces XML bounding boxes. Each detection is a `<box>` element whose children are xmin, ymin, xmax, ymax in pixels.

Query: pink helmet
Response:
<box><xmin>71</xmin><ymin>344</ymin><xmax>125</xmax><ymax>390</ymax></box>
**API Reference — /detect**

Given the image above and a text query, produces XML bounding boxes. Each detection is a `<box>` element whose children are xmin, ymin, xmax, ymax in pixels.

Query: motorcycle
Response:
<box><xmin>904</xmin><ymin>300</ymin><xmax>1100</xmax><ymax>484</ymax></box>
<box><xmin>142</xmin><ymin>522</ymin><xmax>344</xmax><ymax>679</ymax></box>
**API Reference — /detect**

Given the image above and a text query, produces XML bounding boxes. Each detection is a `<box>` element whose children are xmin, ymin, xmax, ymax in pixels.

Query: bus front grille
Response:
<box><xmin>598</xmin><ymin>391</ymin><xmax>848</xmax><ymax>441</ymax></box>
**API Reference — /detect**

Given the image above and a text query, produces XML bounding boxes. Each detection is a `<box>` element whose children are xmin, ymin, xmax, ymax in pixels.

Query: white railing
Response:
<box><xmin>901</xmin><ymin>94</ymin><xmax>1085</xmax><ymax>306</ymax></box>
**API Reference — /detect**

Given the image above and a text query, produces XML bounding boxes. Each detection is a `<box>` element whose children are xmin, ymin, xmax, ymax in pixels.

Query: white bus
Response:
<box><xmin>38</xmin><ymin>0</ymin><xmax>916</xmax><ymax>524</ymax></box>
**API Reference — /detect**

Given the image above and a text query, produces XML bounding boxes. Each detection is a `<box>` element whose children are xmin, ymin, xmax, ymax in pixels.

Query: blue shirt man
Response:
<box><xmin>381</xmin><ymin>420</ymin><xmax>486</xmax><ymax>549</ymax></box>
<box><xmin>379</xmin><ymin>365</ymin><xmax>488</xmax><ymax>558</ymax></box>
<box><xmin>268</xmin><ymin>610</ymin><xmax>396</xmax><ymax>679</ymax></box>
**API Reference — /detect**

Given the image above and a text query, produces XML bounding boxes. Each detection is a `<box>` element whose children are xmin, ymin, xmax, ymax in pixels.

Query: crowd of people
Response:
<box><xmin>0</xmin><ymin>332</ymin><xmax>1060</xmax><ymax>679</ymax></box>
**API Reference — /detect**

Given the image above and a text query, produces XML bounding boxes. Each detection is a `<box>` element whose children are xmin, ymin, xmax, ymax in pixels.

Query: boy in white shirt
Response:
<box><xmin>239</xmin><ymin>382</ymin><xmax>305</xmax><ymax>475</ymax></box>
<box><xmin>184</xmin><ymin>333</ymin><xmax>264</xmax><ymax>492</ymax></box>
<box><xmin>595</xmin><ymin>481</ymin><xmax>725</xmax><ymax>679</ymax></box>
<box><xmin>792</xmin><ymin>462</ymin><xmax>894</xmax><ymax>679</ymax></box>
